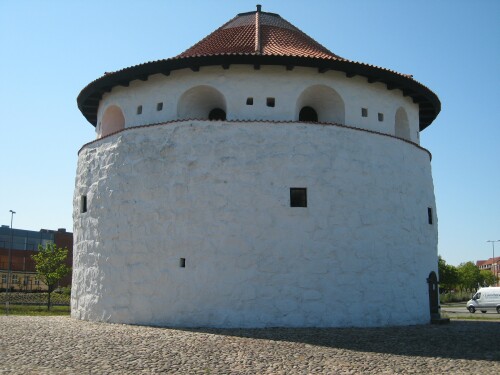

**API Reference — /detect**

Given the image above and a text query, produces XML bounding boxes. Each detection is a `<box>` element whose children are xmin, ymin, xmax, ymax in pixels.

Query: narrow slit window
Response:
<box><xmin>157</xmin><ymin>102</ymin><xmax>163</xmax><ymax>111</ymax></box>
<box><xmin>137</xmin><ymin>105</ymin><xmax>143</xmax><ymax>115</ymax></box>
<box><xmin>81</xmin><ymin>195</ymin><xmax>87</xmax><ymax>213</ymax></box>
<box><xmin>246</xmin><ymin>97</ymin><xmax>254</xmax><ymax>105</ymax></box>
<box><xmin>428</xmin><ymin>207</ymin><xmax>433</xmax><ymax>225</ymax></box>
<box><xmin>180</xmin><ymin>258</ymin><xmax>186</xmax><ymax>268</ymax></box>
<box><xmin>361</xmin><ymin>108</ymin><xmax>368</xmax><ymax>117</ymax></box>
<box><xmin>267</xmin><ymin>97</ymin><xmax>275</xmax><ymax>107</ymax></box>
<box><xmin>290</xmin><ymin>188</ymin><xmax>307</xmax><ymax>207</ymax></box>
<box><xmin>378</xmin><ymin>113</ymin><xmax>384</xmax><ymax>122</ymax></box>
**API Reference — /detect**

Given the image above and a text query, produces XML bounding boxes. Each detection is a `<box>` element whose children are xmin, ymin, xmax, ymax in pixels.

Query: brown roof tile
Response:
<box><xmin>178</xmin><ymin>10</ymin><xmax>341</xmax><ymax>60</ymax></box>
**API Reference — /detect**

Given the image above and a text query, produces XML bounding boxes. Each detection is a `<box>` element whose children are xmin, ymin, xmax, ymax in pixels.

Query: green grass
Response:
<box><xmin>2</xmin><ymin>304</ymin><xmax>70</xmax><ymax>316</ymax></box>
<box><xmin>443</xmin><ymin>315</ymin><xmax>500</xmax><ymax>321</ymax></box>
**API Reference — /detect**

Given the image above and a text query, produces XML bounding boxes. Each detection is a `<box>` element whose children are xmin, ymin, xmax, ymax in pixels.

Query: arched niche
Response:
<box><xmin>296</xmin><ymin>85</ymin><xmax>345</xmax><ymax>124</ymax></box>
<box><xmin>177</xmin><ymin>85</ymin><xmax>227</xmax><ymax>120</ymax></box>
<box><xmin>395</xmin><ymin>107</ymin><xmax>410</xmax><ymax>140</ymax></box>
<box><xmin>101</xmin><ymin>105</ymin><xmax>125</xmax><ymax>138</ymax></box>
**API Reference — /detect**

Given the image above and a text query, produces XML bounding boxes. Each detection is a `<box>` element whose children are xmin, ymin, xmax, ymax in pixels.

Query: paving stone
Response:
<box><xmin>0</xmin><ymin>316</ymin><xmax>499</xmax><ymax>374</ymax></box>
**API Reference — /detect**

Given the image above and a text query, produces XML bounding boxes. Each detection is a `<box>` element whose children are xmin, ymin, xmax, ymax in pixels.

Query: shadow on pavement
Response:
<box><xmin>179</xmin><ymin>320</ymin><xmax>500</xmax><ymax>362</ymax></box>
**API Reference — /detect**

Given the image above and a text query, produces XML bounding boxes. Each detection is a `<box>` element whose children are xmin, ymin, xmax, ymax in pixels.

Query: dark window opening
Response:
<box><xmin>81</xmin><ymin>195</ymin><xmax>87</xmax><ymax>213</ymax></box>
<box><xmin>428</xmin><ymin>207</ymin><xmax>433</xmax><ymax>225</ymax></box>
<box><xmin>157</xmin><ymin>102</ymin><xmax>163</xmax><ymax>111</ymax></box>
<box><xmin>266</xmin><ymin>97</ymin><xmax>275</xmax><ymax>107</ymax></box>
<box><xmin>137</xmin><ymin>105</ymin><xmax>143</xmax><ymax>115</ymax></box>
<box><xmin>299</xmin><ymin>106</ymin><xmax>318</xmax><ymax>122</ymax></box>
<box><xmin>246</xmin><ymin>97</ymin><xmax>254</xmax><ymax>105</ymax></box>
<box><xmin>180</xmin><ymin>258</ymin><xmax>186</xmax><ymax>268</ymax></box>
<box><xmin>208</xmin><ymin>108</ymin><xmax>226</xmax><ymax>121</ymax></box>
<box><xmin>290</xmin><ymin>188</ymin><xmax>307</xmax><ymax>207</ymax></box>
<box><xmin>361</xmin><ymin>108</ymin><xmax>368</xmax><ymax>117</ymax></box>
<box><xmin>378</xmin><ymin>113</ymin><xmax>384</xmax><ymax>122</ymax></box>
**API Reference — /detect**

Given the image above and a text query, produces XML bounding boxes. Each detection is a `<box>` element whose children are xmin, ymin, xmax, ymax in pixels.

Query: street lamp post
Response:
<box><xmin>5</xmin><ymin>210</ymin><xmax>15</xmax><ymax>314</ymax></box>
<box><xmin>487</xmin><ymin>240</ymin><xmax>500</xmax><ymax>287</ymax></box>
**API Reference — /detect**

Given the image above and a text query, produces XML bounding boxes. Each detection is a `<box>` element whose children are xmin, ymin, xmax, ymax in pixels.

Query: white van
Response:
<box><xmin>467</xmin><ymin>287</ymin><xmax>500</xmax><ymax>313</ymax></box>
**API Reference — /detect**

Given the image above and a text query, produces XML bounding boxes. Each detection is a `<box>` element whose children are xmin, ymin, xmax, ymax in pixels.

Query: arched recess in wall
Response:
<box><xmin>395</xmin><ymin>107</ymin><xmax>410</xmax><ymax>140</ymax></box>
<box><xmin>295</xmin><ymin>85</ymin><xmax>345</xmax><ymax>124</ymax></box>
<box><xmin>177</xmin><ymin>85</ymin><xmax>227</xmax><ymax>120</ymax></box>
<box><xmin>101</xmin><ymin>105</ymin><xmax>125</xmax><ymax>138</ymax></box>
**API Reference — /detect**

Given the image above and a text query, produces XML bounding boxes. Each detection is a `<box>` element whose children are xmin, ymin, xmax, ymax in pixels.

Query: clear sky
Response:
<box><xmin>0</xmin><ymin>0</ymin><xmax>498</xmax><ymax>266</ymax></box>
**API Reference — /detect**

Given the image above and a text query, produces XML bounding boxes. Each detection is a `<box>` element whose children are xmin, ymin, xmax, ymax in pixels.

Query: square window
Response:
<box><xmin>157</xmin><ymin>102</ymin><xmax>163</xmax><ymax>111</ymax></box>
<box><xmin>290</xmin><ymin>188</ymin><xmax>307</xmax><ymax>207</ymax></box>
<box><xmin>246</xmin><ymin>97</ymin><xmax>253</xmax><ymax>105</ymax></box>
<box><xmin>428</xmin><ymin>207</ymin><xmax>433</xmax><ymax>225</ymax></box>
<box><xmin>361</xmin><ymin>108</ymin><xmax>368</xmax><ymax>117</ymax></box>
<box><xmin>137</xmin><ymin>105</ymin><xmax>143</xmax><ymax>115</ymax></box>
<box><xmin>81</xmin><ymin>195</ymin><xmax>87</xmax><ymax>213</ymax></box>
<box><xmin>378</xmin><ymin>113</ymin><xmax>384</xmax><ymax>122</ymax></box>
<box><xmin>267</xmin><ymin>97</ymin><xmax>275</xmax><ymax>107</ymax></box>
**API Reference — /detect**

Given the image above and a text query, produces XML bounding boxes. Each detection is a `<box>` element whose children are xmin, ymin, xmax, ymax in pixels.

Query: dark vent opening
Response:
<box><xmin>209</xmin><ymin>108</ymin><xmax>226</xmax><ymax>121</ymax></box>
<box><xmin>299</xmin><ymin>106</ymin><xmax>318</xmax><ymax>122</ymax></box>
<box><xmin>290</xmin><ymin>188</ymin><xmax>307</xmax><ymax>207</ymax></box>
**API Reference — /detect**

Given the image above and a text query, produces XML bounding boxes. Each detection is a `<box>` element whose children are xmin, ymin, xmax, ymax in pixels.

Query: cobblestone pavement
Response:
<box><xmin>0</xmin><ymin>316</ymin><xmax>499</xmax><ymax>374</ymax></box>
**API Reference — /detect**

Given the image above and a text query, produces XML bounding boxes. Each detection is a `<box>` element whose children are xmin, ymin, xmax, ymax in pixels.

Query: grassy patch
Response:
<box><xmin>441</xmin><ymin>312</ymin><xmax>500</xmax><ymax>321</ymax></box>
<box><xmin>2</xmin><ymin>304</ymin><xmax>70</xmax><ymax>316</ymax></box>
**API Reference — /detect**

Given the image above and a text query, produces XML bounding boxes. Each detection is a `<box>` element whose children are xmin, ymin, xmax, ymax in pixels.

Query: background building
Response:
<box><xmin>0</xmin><ymin>226</ymin><xmax>73</xmax><ymax>291</ymax></box>
<box><xmin>73</xmin><ymin>6</ymin><xmax>440</xmax><ymax>327</ymax></box>
<box><xmin>477</xmin><ymin>257</ymin><xmax>500</xmax><ymax>286</ymax></box>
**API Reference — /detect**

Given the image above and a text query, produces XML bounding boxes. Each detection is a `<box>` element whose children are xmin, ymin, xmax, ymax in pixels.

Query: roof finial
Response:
<box><xmin>256</xmin><ymin>4</ymin><xmax>262</xmax><ymax>12</ymax></box>
<box><xmin>255</xmin><ymin>5</ymin><xmax>262</xmax><ymax>53</ymax></box>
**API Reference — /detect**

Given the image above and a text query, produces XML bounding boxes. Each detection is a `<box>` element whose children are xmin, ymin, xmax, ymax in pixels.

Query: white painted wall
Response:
<box><xmin>96</xmin><ymin>66</ymin><xmax>420</xmax><ymax>143</ymax></box>
<box><xmin>72</xmin><ymin>120</ymin><xmax>438</xmax><ymax>328</ymax></box>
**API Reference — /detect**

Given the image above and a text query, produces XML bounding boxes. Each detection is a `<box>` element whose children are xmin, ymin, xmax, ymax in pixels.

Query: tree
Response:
<box><xmin>31</xmin><ymin>243</ymin><xmax>71</xmax><ymax>310</ymax></box>
<box><xmin>457</xmin><ymin>261</ymin><xmax>481</xmax><ymax>292</ymax></box>
<box><xmin>438</xmin><ymin>256</ymin><xmax>459</xmax><ymax>293</ymax></box>
<box><xmin>479</xmin><ymin>270</ymin><xmax>497</xmax><ymax>287</ymax></box>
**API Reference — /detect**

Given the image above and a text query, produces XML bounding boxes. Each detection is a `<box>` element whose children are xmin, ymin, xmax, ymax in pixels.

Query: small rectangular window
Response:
<box><xmin>81</xmin><ymin>195</ymin><xmax>87</xmax><ymax>213</ymax></box>
<box><xmin>428</xmin><ymin>207</ymin><xmax>433</xmax><ymax>225</ymax></box>
<box><xmin>137</xmin><ymin>105</ymin><xmax>143</xmax><ymax>115</ymax></box>
<box><xmin>246</xmin><ymin>97</ymin><xmax>253</xmax><ymax>105</ymax></box>
<box><xmin>378</xmin><ymin>113</ymin><xmax>384</xmax><ymax>122</ymax></box>
<box><xmin>157</xmin><ymin>102</ymin><xmax>163</xmax><ymax>111</ymax></box>
<box><xmin>361</xmin><ymin>108</ymin><xmax>368</xmax><ymax>117</ymax></box>
<box><xmin>290</xmin><ymin>188</ymin><xmax>307</xmax><ymax>207</ymax></box>
<box><xmin>267</xmin><ymin>97</ymin><xmax>275</xmax><ymax>107</ymax></box>
<box><xmin>180</xmin><ymin>258</ymin><xmax>186</xmax><ymax>268</ymax></box>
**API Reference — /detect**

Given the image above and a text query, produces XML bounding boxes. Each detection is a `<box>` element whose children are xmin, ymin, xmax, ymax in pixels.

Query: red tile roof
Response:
<box><xmin>178</xmin><ymin>11</ymin><xmax>340</xmax><ymax>60</ymax></box>
<box><xmin>477</xmin><ymin>256</ymin><xmax>500</xmax><ymax>267</ymax></box>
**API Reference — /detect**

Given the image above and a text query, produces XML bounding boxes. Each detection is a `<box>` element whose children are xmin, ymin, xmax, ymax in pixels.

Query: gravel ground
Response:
<box><xmin>0</xmin><ymin>316</ymin><xmax>499</xmax><ymax>374</ymax></box>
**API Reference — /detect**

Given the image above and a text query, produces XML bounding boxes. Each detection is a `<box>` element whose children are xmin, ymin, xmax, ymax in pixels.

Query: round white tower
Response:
<box><xmin>73</xmin><ymin>7</ymin><xmax>441</xmax><ymax>327</ymax></box>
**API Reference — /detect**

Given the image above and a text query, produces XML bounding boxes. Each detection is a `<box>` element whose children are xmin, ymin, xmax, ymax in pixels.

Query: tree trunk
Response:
<box><xmin>47</xmin><ymin>287</ymin><xmax>52</xmax><ymax>311</ymax></box>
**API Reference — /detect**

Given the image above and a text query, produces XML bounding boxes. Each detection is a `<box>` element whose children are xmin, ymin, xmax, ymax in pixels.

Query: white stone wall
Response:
<box><xmin>72</xmin><ymin>121</ymin><xmax>438</xmax><ymax>328</ymax></box>
<box><xmin>96</xmin><ymin>66</ymin><xmax>420</xmax><ymax>143</ymax></box>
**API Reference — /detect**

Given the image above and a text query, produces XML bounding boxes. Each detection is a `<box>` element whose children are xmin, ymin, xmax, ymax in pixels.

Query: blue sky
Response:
<box><xmin>0</xmin><ymin>0</ymin><xmax>498</xmax><ymax>266</ymax></box>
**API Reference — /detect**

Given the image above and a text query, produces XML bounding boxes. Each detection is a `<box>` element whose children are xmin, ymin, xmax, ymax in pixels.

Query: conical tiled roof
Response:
<box><xmin>77</xmin><ymin>6</ymin><xmax>440</xmax><ymax>129</ymax></box>
<box><xmin>178</xmin><ymin>9</ymin><xmax>341</xmax><ymax>60</ymax></box>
